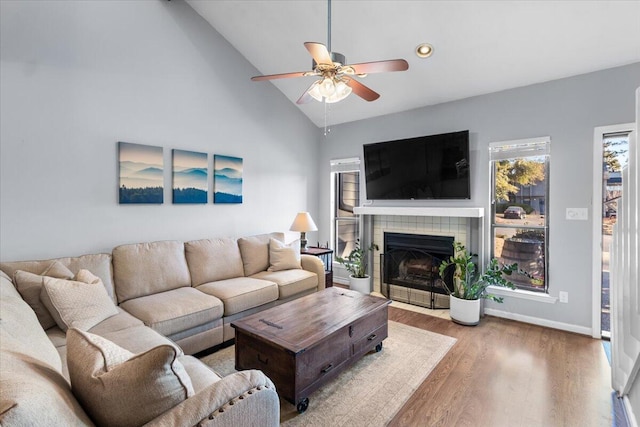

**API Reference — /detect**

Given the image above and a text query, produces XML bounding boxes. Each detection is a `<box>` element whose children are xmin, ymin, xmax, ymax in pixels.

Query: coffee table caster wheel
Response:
<box><xmin>375</xmin><ymin>342</ymin><xmax>383</xmax><ymax>352</ymax></box>
<box><xmin>297</xmin><ymin>398</ymin><xmax>309</xmax><ymax>413</ymax></box>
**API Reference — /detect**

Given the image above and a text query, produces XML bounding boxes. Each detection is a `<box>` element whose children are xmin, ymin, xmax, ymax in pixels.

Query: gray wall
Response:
<box><xmin>318</xmin><ymin>62</ymin><xmax>640</xmax><ymax>330</ymax></box>
<box><xmin>0</xmin><ymin>0</ymin><xmax>320</xmax><ymax>261</ymax></box>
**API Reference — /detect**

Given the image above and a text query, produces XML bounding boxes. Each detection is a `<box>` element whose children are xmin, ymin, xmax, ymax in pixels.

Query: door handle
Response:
<box><xmin>367</xmin><ymin>334</ymin><xmax>377</xmax><ymax>341</ymax></box>
<box><xmin>257</xmin><ymin>354</ymin><xmax>269</xmax><ymax>365</ymax></box>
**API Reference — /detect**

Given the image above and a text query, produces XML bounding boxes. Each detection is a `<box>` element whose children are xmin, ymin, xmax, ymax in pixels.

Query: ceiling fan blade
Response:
<box><xmin>304</xmin><ymin>42</ymin><xmax>333</xmax><ymax>65</ymax></box>
<box><xmin>251</xmin><ymin>71</ymin><xmax>309</xmax><ymax>81</ymax></box>
<box><xmin>296</xmin><ymin>80</ymin><xmax>322</xmax><ymax>105</ymax></box>
<box><xmin>296</xmin><ymin>90</ymin><xmax>315</xmax><ymax>105</ymax></box>
<box><xmin>348</xmin><ymin>59</ymin><xmax>409</xmax><ymax>75</ymax></box>
<box><xmin>345</xmin><ymin>78</ymin><xmax>380</xmax><ymax>102</ymax></box>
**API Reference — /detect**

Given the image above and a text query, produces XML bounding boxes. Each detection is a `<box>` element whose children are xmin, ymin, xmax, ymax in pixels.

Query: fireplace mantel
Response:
<box><xmin>353</xmin><ymin>206</ymin><xmax>484</xmax><ymax>218</ymax></box>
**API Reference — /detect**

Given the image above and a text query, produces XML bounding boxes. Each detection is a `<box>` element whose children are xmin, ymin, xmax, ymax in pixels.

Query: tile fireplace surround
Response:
<box><xmin>353</xmin><ymin>207</ymin><xmax>484</xmax><ymax>298</ymax></box>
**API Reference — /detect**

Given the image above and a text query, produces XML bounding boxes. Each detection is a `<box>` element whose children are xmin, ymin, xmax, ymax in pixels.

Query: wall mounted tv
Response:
<box><xmin>363</xmin><ymin>130</ymin><xmax>470</xmax><ymax>200</ymax></box>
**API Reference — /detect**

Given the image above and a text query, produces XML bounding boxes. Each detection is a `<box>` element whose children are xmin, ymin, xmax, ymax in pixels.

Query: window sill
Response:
<box><xmin>487</xmin><ymin>286</ymin><xmax>557</xmax><ymax>304</ymax></box>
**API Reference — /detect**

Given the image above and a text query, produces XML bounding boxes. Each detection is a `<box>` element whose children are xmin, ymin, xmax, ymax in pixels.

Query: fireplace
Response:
<box><xmin>381</xmin><ymin>233</ymin><xmax>454</xmax><ymax>309</ymax></box>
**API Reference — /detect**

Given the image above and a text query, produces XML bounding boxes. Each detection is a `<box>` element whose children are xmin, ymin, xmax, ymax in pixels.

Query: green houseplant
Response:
<box><xmin>438</xmin><ymin>242</ymin><xmax>521</xmax><ymax>325</ymax></box>
<box><xmin>336</xmin><ymin>241</ymin><xmax>379</xmax><ymax>294</ymax></box>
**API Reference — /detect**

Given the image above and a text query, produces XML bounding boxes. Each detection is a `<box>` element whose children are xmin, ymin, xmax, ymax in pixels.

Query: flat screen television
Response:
<box><xmin>363</xmin><ymin>130</ymin><xmax>470</xmax><ymax>200</ymax></box>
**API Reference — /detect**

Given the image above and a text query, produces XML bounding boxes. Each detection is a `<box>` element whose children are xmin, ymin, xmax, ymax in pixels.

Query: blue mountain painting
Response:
<box><xmin>118</xmin><ymin>142</ymin><xmax>164</xmax><ymax>204</ymax></box>
<box><xmin>172</xmin><ymin>149</ymin><xmax>208</xmax><ymax>204</ymax></box>
<box><xmin>214</xmin><ymin>155</ymin><xmax>243</xmax><ymax>204</ymax></box>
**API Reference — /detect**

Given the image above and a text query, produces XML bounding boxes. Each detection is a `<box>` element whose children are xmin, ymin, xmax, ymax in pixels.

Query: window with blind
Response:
<box><xmin>330</xmin><ymin>158</ymin><xmax>360</xmax><ymax>259</ymax></box>
<box><xmin>490</xmin><ymin>137</ymin><xmax>550</xmax><ymax>292</ymax></box>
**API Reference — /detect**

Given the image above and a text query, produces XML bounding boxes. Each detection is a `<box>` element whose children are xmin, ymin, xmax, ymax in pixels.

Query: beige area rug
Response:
<box><xmin>200</xmin><ymin>321</ymin><xmax>456</xmax><ymax>426</ymax></box>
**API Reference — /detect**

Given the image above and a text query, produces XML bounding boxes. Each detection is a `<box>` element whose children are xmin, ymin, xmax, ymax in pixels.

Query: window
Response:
<box><xmin>330</xmin><ymin>158</ymin><xmax>360</xmax><ymax>259</ymax></box>
<box><xmin>490</xmin><ymin>137</ymin><xmax>549</xmax><ymax>292</ymax></box>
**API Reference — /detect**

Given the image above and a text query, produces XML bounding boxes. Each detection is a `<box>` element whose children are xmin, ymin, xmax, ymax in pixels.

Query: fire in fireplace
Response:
<box><xmin>381</xmin><ymin>233</ymin><xmax>454</xmax><ymax>309</ymax></box>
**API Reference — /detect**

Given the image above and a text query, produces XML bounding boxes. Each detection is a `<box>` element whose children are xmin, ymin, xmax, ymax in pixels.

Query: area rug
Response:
<box><xmin>200</xmin><ymin>321</ymin><xmax>456</xmax><ymax>426</ymax></box>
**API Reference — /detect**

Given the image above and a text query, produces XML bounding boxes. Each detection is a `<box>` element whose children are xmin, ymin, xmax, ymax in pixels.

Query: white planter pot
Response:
<box><xmin>449</xmin><ymin>295</ymin><xmax>481</xmax><ymax>326</ymax></box>
<box><xmin>349</xmin><ymin>275</ymin><xmax>371</xmax><ymax>294</ymax></box>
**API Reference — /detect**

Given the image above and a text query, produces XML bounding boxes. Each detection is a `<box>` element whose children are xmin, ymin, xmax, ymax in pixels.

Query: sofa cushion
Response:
<box><xmin>112</xmin><ymin>240</ymin><xmax>191</xmax><ymax>303</ymax></box>
<box><xmin>0</xmin><ymin>351</ymin><xmax>95</xmax><ymax>426</ymax></box>
<box><xmin>251</xmin><ymin>269</ymin><xmax>318</xmax><ymax>299</ymax></box>
<box><xmin>0</xmin><ymin>275</ymin><xmax>62</xmax><ymax>374</ymax></box>
<box><xmin>196</xmin><ymin>277</ymin><xmax>279</xmax><ymax>316</ymax></box>
<box><xmin>237</xmin><ymin>232</ymin><xmax>285</xmax><ymax>276</ymax></box>
<box><xmin>40</xmin><ymin>275</ymin><xmax>118</xmax><ymax>332</ymax></box>
<box><xmin>0</xmin><ymin>276</ymin><xmax>93</xmax><ymax>426</ymax></box>
<box><xmin>67</xmin><ymin>328</ymin><xmax>194</xmax><ymax>427</ymax></box>
<box><xmin>119</xmin><ymin>287</ymin><xmax>223</xmax><ymax>336</ymax></box>
<box><xmin>185</xmin><ymin>237</ymin><xmax>244</xmax><ymax>286</ymax></box>
<box><xmin>178</xmin><ymin>355</ymin><xmax>221</xmax><ymax>393</ymax></box>
<box><xmin>95</xmin><ymin>324</ymin><xmax>183</xmax><ymax>356</ymax></box>
<box><xmin>88</xmin><ymin>307</ymin><xmax>144</xmax><ymax>335</ymax></box>
<box><xmin>268</xmin><ymin>238</ymin><xmax>301</xmax><ymax>272</ymax></box>
<box><xmin>1</xmin><ymin>253</ymin><xmax>115</xmax><ymax>301</ymax></box>
<box><xmin>13</xmin><ymin>264</ymin><xmax>74</xmax><ymax>330</ymax></box>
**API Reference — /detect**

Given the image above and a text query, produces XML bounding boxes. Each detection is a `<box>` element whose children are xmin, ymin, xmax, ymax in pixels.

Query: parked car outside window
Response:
<box><xmin>504</xmin><ymin>206</ymin><xmax>527</xmax><ymax>219</ymax></box>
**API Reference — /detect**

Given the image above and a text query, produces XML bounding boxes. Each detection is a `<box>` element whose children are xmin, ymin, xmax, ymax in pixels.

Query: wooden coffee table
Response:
<box><xmin>231</xmin><ymin>287</ymin><xmax>391</xmax><ymax>413</ymax></box>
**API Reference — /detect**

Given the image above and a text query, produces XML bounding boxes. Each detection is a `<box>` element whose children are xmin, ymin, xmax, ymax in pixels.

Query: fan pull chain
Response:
<box><xmin>323</xmin><ymin>101</ymin><xmax>330</xmax><ymax>136</ymax></box>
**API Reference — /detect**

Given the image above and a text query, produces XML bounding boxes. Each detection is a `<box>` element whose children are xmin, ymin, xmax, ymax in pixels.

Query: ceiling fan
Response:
<box><xmin>251</xmin><ymin>0</ymin><xmax>409</xmax><ymax>104</ymax></box>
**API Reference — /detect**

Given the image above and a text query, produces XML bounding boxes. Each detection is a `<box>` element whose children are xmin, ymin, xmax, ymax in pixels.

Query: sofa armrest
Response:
<box><xmin>144</xmin><ymin>369</ymin><xmax>279</xmax><ymax>427</ymax></box>
<box><xmin>300</xmin><ymin>255</ymin><xmax>326</xmax><ymax>290</ymax></box>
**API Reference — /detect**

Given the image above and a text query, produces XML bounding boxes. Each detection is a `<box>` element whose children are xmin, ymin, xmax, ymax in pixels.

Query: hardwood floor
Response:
<box><xmin>387</xmin><ymin>306</ymin><xmax>612</xmax><ymax>427</ymax></box>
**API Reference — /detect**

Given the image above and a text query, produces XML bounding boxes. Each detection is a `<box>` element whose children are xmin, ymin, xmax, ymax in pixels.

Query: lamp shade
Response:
<box><xmin>289</xmin><ymin>212</ymin><xmax>318</xmax><ymax>232</ymax></box>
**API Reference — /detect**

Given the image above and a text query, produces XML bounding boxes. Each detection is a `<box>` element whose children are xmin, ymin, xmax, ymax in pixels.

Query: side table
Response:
<box><xmin>301</xmin><ymin>247</ymin><xmax>333</xmax><ymax>288</ymax></box>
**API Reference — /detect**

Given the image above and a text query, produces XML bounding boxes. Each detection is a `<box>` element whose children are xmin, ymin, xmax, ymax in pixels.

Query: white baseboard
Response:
<box><xmin>333</xmin><ymin>277</ymin><xmax>349</xmax><ymax>286</ymax></box>
<box><xmin>484</xmin><ymin>308</ymin><xmax>593</xmax><ymax>336</ymax></box>
<box><xmin>624</xmin><ymin>395</ymin><xmax>639</xmax><ymax>427</ymax></box>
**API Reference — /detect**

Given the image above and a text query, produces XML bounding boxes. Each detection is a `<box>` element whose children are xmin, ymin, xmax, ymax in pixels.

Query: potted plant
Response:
<box><xmin>438</xmin><ymin>242</ymin><xmax>521</xmax><ymax>325</ymax></box>
<box><xmin>335</xmin><ymin>240</ymin><xmax>379</xmax><ymax>294</ymax></box>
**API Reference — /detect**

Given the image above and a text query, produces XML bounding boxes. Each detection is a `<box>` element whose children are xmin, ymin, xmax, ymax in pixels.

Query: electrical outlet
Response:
<box><xmin>559</xmin><ymin>291</ymin><xmax>569</xmax><ymax>303</ymax></box>
<box><xmin>566</xmin><ymin>208</ymin><xmax>588</xmax><ymax>220</ymax></box>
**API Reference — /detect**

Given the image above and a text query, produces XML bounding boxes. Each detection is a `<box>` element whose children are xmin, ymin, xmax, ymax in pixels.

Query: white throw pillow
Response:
<box><xmin>13</xmin><ymin>261</ymin><xmax>75</xmax><ymax>330</ymax></box>
<box><xmin>66</xmin><ymin>328</ymin><xmax>194</xmax><ymax>427</ymax></box>
<box><xmin>268</xmin><ymin>238</ymin><xmax>301</xmax><ymax>272</ymax></box>
<box><xmin>40</xmin><ymin>274</ymin><xmax>118</xmax><ymax>331</ymax></box>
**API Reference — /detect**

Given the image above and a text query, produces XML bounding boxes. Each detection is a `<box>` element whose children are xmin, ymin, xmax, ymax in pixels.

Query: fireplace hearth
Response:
<box><xmin>381</xmin><ymin>233</ymin><xmax>454</xmax><ymax>309</ymax></box>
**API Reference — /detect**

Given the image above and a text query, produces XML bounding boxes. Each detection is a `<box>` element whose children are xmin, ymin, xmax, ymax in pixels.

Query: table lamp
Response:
<box><xmin>289</xmin><ymin>212</ymin><xmax>318</xmax><ymax>250</ymax></box>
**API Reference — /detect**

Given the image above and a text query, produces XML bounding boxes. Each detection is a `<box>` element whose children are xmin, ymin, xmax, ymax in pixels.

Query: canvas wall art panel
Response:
<box><xmin>214</xmin><ymin>155</ymin><xmax>243</xmax><ymax>204</ymax></box>
<box><xmin>118</xmin><ymin>141</ymin><xmax>164</xmax><ymax>204</ymax></box>
<box><xmin>172</xmin><ymin>149</ymin><xmax>208</xmax><ymax>204</ymax></box>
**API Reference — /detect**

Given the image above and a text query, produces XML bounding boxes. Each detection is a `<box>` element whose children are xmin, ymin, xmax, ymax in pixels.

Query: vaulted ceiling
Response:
<box><xmin>186</xmin><ymin>0</ymin><xmax>640</xmax><ymax>127</ymax></box>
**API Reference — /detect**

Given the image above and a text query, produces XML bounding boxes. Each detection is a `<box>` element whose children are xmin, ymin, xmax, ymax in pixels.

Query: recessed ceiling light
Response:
<box><xmin>416</xmin><ymin>43</ymin><xmax>433</xmax><ymax>58</ymax></box>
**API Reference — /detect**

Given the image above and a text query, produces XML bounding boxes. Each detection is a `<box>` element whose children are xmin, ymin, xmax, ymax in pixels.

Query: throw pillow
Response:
<box><xmin>66</xmin><ymin>328</ymin><xmax>194</xmax><ymax>427</ymax></box>
<box><xmin>268</xmin><ymin>238</ymin><xmax>301</xmax><ymax>272</ymax></box>
<box><xmin>40</xmin><ymin>275</ymin><xmax>118</xmax><ymax>331</ymax></box>
<box><xmin>74</xmin><ymin>269</ymin><xmax>102</xmax><ymax>285</ymax></box>
<box><xmin>13</xmin><ymin>261</ymin><xmax>75</xmax><ymax>330</ymax></box>
<box><xmin>40</xmin><ymin>260</ymin><xmax>75</xmax><ymax>280</ymax></box>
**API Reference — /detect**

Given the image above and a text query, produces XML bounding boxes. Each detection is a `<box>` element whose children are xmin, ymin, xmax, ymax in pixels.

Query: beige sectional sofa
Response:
<box><xmin>0</xmin><ymin>232</ymin><xmax>325</xmax><ymax>426</ymax></box>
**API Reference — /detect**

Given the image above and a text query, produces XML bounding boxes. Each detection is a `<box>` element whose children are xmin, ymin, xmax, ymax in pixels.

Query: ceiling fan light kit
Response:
<box><xmin>250</xmin><ymin>0</ymin><xmax>409</xmax><ymax>105</ymax></box>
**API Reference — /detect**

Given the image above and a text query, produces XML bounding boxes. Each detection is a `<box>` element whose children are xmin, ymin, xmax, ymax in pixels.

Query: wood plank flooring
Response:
<box><xmin>387</xmin><ymin>306</ymin><xmax>612</xmax><ymax>427</ymax></box>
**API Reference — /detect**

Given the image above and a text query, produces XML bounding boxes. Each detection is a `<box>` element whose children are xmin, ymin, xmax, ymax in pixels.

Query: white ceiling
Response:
<box><xmin>186</xmin><ymin>0</ymin><xmax>640</xmax><ymax>127</ymax></box>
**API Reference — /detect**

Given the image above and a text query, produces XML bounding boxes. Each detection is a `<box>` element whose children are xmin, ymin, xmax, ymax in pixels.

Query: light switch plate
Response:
<box><xmin>566</xmin><ymin>208</ymin><xmax>588</xmax><ymax>220</ymax></box>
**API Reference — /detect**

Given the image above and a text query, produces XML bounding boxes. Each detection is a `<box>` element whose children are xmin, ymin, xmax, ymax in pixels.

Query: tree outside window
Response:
<box><xmin>330</xmin><ymin>159</ymin><xmax>361</xmax><ymax>259</ymax></box>
<box><xmin>490</xmin><ymin>139</ymin><xmax>549</xmax><ymax>292</ymax></box>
